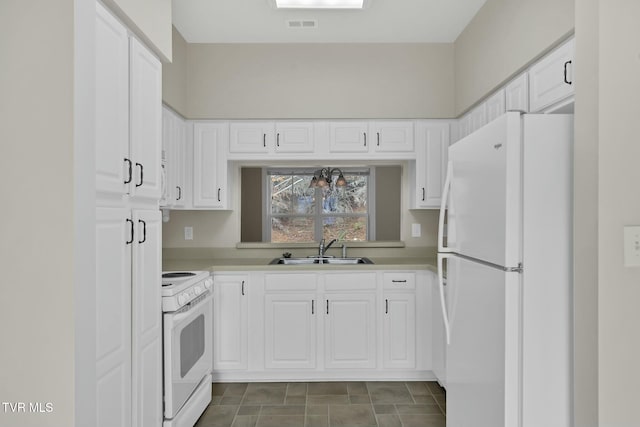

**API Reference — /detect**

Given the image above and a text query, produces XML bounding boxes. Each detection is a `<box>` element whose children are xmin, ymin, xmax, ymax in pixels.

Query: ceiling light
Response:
<box><xmin>274</xmin><ymin>0</ymin><xmax>366</xmax><ymax>9</ymax></box>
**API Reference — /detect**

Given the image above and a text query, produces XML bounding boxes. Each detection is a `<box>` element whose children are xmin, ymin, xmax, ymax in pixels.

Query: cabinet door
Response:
<box><xmin>95</xmin><ymin>4</ymin><xmax>129</xmax><ymax>200</ymax></box>
<box><xmin>371</xmin><ymin>121</ymin><xmax>414</xmax><ymax>152</ymax></box>
<box><xmin>160</xmin><ymin>107</ymin><xmax>173</xmax><ymax>207</ymax></box>
<box><xmin>383</xmin><ymin>293</ymin><xmax>416</xmax><ymax>369</ymax></box>
<box><xmin>275</xmin><ymin>122</ymin><xmax>315</xmax><ymax>153</ymax></box>
<box><xmin>229</xmin><ymin>121</ymin><xmax>273</xmax><ymax>153</ymax></box>
<box><xmin>485</xmin><ymin>90</ymin><xmax>506</xmax><ymax>123</ymax></box>
<box><xmin>414</xmin><ymin>121</ymin><xmax>449</xmax><ymax>209</ymax></box>
<box><xmin>468</xmin><ymin>103</ymin><xmax>487</xmax><ymax>133</ymax></box>
<box><xmin>96</xmin><ymin>206</ymin><xmax>132</xmax><ymax>427</ymax></box>
<box><xmin>129</xmin><ymin>37</ymin><xmax>162</xmax><ymax>201</ymax></box>
<box><xmin>170</xmin><ymin>116</ymin><xmax>187</xmax><ymax>208</ymax></box>
<box><xmin>458</xmin><ymin>114</ymin><xmax>471</xmax><ymax>140</ymax></box>
<box><xmin>264</xmin><ymin>293</ymin><xmax>317</xmax><ymax>369</ymax></box>
<box><xmin>529</xmin><ymin>38</ymin><xmax>575</xmax><ymax>112</ymax></box>
<box><xmin>324</xmin><ymin>293</ymin><xmax>377</xmax><ymax>369</ymax></box>
<box><xmin>131</xmin><ymin>210</ymin><xmax>162</xmax><ymax>427</ymax></box>
<box><xmin>213</xmin><ymin>275</ymin><xmax>248</xmax><ymax>371</ymax></box>
<box><xmin>193</xmin><ymin>122</ymin><xmax>229</xmax><ymax>209</ymax></box>
<box><xmin>505</xmin><ymin>73</ymin><xmax>529</xmax><ymax>113</ymax></box>
<box><xmin>328</xmin><ymin>121</ymin><xmax>369</xmax><ymax>153</ymax></box>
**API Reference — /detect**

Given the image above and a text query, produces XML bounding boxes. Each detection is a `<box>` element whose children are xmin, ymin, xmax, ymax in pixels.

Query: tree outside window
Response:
<box><xmin>266</xmin><ymin>168</ymin><xmax>370</xmax><ymax>243</ymax></box>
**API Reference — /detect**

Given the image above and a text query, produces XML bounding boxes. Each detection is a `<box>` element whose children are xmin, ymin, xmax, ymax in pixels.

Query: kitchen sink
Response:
<box><xmin>269</xmin><ymin>257</ymin><xmax>374</xmax><ymax>265</ymax></box>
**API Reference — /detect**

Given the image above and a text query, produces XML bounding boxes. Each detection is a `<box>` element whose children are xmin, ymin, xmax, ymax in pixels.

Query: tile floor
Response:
<box><xmin>194</xmin><ymin>381</ymin><xmax>446</xmax><ymax>427</ymax></box>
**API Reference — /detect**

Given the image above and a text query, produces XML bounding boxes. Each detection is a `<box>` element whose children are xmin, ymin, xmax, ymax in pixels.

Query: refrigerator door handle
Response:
<box><xmin>438</xmin><ymin>160</ymin><xmax>453</xmax><ymax>253</ymax></box>
<box><xmin>437</xmin><ymin>253</ymin><xmax>451</xmax><ymax>345</ymax></box>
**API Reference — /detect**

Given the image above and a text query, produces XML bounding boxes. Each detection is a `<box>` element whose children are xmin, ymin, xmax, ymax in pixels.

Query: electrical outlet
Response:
<box><xmin>624</xmin><ymin>226</ymin><xmax>640</xmax><ymax>267</ymax></box>
<box><xmin>184</xmin><ymin>226</ymin><xmax>193</xmax><ymax>241</ymax></box>
<box><xmin>411</xmin><ymin>223</ymin><xmax>421</xmax><ymax>238</ymax></box>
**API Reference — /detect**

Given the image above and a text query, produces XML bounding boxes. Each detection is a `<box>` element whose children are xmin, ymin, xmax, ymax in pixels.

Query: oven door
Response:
<box><xmin>163</xmin><ymin>291</ymin><xmax>212</xmax><ymax>419</ymax></box>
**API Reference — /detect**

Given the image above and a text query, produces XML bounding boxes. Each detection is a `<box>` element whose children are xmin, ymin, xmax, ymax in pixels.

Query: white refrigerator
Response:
<box><xmin>437</xmin><ymin>112</ymin><xmax>573</xmax><ymax>427</ymax></box>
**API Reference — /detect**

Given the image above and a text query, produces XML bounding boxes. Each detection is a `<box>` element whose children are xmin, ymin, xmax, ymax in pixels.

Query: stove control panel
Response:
<box><xmin>163</xmin><ymin>277</ymin><xmax>213</xmax><ymax>312</ymax></box>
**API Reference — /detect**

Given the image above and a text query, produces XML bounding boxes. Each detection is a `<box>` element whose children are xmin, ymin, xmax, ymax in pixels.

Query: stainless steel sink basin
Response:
<box><xmin>269</xmin><ymin>257</ymin><xmax>374</xmax><ymax>265</ymax></box>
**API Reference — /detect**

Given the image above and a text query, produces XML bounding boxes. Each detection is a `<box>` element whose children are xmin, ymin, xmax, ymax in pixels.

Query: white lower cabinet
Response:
<box><xmin>213</xmin><ymin>274</ymin><xmax>249</xmax><ymax>371</ymax></box>
<box><xmin>213</xmin><ymin>269</ymin><xmax>434</xmax><ymax>381</ymax></box>
<box><xmin>264</xmin><ymin>293</ymin><xmax>317</xmax><ymax>369</ymax></box>
<box><xmin>382</xmin><ymin>272</ymin><xmax>417</xmax><ymax>370</ymax></box>
<box><xmin>324</xmin><ymin>292</ymin><xmax>377</xmax><ymax>370</ymax></box>
<box><xmin>95</xmin><ymin>208</ymin><xmax>161</xmax><ymax>427</ymax></box>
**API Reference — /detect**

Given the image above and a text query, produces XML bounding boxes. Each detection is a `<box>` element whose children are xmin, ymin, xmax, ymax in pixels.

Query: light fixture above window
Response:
<box><xmin>272</xmin><ymin>0</ymin><xmax>370</xmax><ymax>9</ymax></box>
<box><xmin>309</xmin><ymin>168</ymin><xmax>348</xmax><ymax>188</ymax></box>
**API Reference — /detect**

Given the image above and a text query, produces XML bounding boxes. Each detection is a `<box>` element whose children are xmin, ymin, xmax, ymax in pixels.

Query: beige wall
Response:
<box><xmin>103</xmin><ymin>0</ymin><xmax>172</xmax><ymax>61</ymax></box>
<box><xmin>0</xmin><ymin>1</ymin><xmax>76</xmax><ymax>425</ymax></box>
<box><xmin>454</xmin><ymin>0</ymin><xmax>574</xmax><ymax>115</ymax></box>
<box><xmin>185</xmin><ymin>43</ymin><xmax>455</xmax><ymax>119</ymax></box>
<box><xmin>163</xmin><ymin>26</ymin><xmax>188</xmax><ymax>116</ymax></box>
<box><xmin>162</xmin><ymin>42</ymin><xmax>455</xmax><ymax>250</ymax></box>
<box><xmin>573</xmin><ymin>0</ymin><xmax>599</xmax><ymax>424</ymax></box>
<box><xmin>596</xmin><ymin>1</ymin><xmax>640</xmax><ymax>425</ymax></box>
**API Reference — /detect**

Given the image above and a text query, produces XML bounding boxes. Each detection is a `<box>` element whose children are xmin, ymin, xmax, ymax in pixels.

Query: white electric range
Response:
<box><xmin>161</xmin><ymin>271</ymin><xmax>213</xmax><ymax>427</ymax></box>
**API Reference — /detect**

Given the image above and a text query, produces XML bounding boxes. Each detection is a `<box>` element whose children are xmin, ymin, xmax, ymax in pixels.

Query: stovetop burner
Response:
<box><xmin>162</xmin><ymin>272</ymin><xmax>196</xmax><ymax>278</ymax></box>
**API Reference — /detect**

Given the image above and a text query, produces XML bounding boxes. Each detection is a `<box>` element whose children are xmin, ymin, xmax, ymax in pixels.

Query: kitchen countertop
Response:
<box><xmin>162</xmin><ymin>256</ymin><xmax>437</xmax><ymax>273</ymax></box>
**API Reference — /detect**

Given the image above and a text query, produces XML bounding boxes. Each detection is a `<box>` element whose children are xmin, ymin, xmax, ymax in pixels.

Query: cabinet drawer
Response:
<box><xmin>324</xmin><ymin>273</ymin><xmax>377</xmax><ymax>291</ymax></box>
<box><xmin>383</xmin><ymin>272</ymin><xmax>415</xmax><ymax>289</ymax></box>
<box><xmin>265</xmin><ymin>274</ymin><xmax>317</xmax><ymax>291</ymax></box>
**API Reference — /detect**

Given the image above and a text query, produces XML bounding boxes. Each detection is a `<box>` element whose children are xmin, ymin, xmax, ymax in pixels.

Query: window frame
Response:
<box><xmin>262</xmin><ymin>167</ymin><xmax>376</xmax><ymax>243</ymax></box>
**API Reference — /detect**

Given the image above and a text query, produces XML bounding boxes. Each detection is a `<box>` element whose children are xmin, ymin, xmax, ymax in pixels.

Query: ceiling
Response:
<box><xmin>172</xmin><ymin>0</ymin><xmax>487</xmax><ymax>43</ymax></box>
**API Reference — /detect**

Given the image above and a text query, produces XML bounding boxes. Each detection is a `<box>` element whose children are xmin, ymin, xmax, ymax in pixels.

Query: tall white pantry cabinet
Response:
<box><xmin>95</xmin><ymin>3</ymin><xmax>162</xmax><ymax>427</ymax></box>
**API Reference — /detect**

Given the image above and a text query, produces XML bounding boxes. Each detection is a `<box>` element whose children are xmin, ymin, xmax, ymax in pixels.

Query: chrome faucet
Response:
<box><xmin>318</xmin><ymin>238</ymin><xmax>337</xmax><ymax>257</ymax></box>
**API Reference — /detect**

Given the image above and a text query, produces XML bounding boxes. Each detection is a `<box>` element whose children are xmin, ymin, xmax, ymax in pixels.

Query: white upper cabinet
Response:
<box><xmin>412</xmin><ymin>121</ymin><xmax>450</xmax><ymax>209</ymax></box>
<box><xmin>371</xmin><ymin>120</ymin><xmax>414</xmax><ymax>152</ymax></box>
<box><xmin>468</xmin><ymin>103</ymin><xmax>487</xmax><ymax>133</ymax></box>
<box><xmin>161</xmin><ymin>107</ymin><xmax>186</xmax><ymax>208</ymax></box>
<box><xmin>529</xmin><ymin>37</ymin><xmax>575</xmax><ymax>112</ymax></box>
<box><xmin>328</xmin><ymin>121</ymin><xmax>369</xmax><ymax>153</ymax></box>
<box><xmin>129</xmin><ymin>37</ymin><xmax>162</xmax><ymax>202</ymax></box>
<box><xmin>505</xmin><ymin>73</ymin><xmax>529</xmax><ymax>113</ymax></box>
<box><xmin>229</xmin><ymin>121</ymin><xmax>273</xmax><ymax>154</ymax></box>
<box><xmin>485</xmin><ymin>89</ymin><xmax>506</xmax><ymax>123</ymax></box>
<box><xmin>275</xmin><ymin>122</ymin><xmax>315</xmax><ymax>153</ymax></box>
<box><xmin>95</xmin><ymin>4</ymin><xmax>129</xmax><ymax>200</ymax></box>
<box><xmin>192</xmin><ymin>122</ymin><xmax>230</xmax><ymax>209</ymax></box>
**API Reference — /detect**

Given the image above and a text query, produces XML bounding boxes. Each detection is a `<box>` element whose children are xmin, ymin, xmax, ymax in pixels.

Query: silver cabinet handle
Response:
<box><xmin>422</xmin><ymin>187</ymin><xmax>425</xmax><ymax>201</ymax></box>
<box><xmin>364</xmin><ymin>132</ymin><xmax>367</xmax><ymax>146</ymax></box>
<box><xmin>217</xmin><ymin>188</ymin><xmax>221</xmax><ymax>202</ymax></box>
<box><xmin>276</xmin><ymin>133</ymin><xmax>280</xmax><ymax>147</ymax></box>
<box><xmin>312</xmin><ymin>300</ymin><xmax>315</xmax><ymax>314</ymax></box>
<box><xmin>377</xmin><ymin>132</ymin><xmax>380</xmax><ymax>146</ymax></box>
<box><xmin>392</xmin><ymin>280</ymin><xmax>407</xmax><ymax>283</ymax></box>
<box><xmin>326</xmin><ymin>300</ymin><xmax>329</xmax><ymax>315</ymax></box>
<box><xmin>176</xmin><ymin>186</ymin><xmax>182</xmax><ymax>201</ymax></box>
<box><xmin>263</xmin><ymin>133</ymin><xmax>266</xmax><ymax>147</ymax></box>
<box><xmin>241</xmin><ymin>280</ymin><xmax>245</xmax><ymax>296</ymax></box>
<box><xmin>385</xmin><ymin>299</ymin><xmax>389</xmax><ymax>314</ymax></box>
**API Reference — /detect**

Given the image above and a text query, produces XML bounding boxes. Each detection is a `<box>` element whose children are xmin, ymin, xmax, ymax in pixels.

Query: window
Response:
<box><xmin>265</xmin><ymin>168</ymin><xmax>372</xmax><ymax>243</ymax></box>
